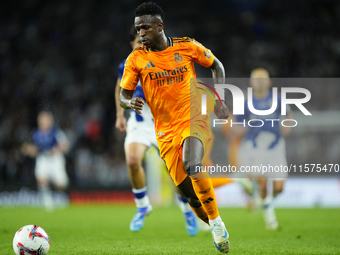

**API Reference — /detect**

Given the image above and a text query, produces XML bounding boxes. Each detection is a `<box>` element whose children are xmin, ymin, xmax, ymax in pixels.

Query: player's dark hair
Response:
<box><xmin>134</xmin><ymin>2</ymin><xmax>165</xmax><ymax>22</ymax></box>
<box><xmin>129</xmin><ymin>25</ymin><xmax>138</xmax><ymax>41</ymax></box>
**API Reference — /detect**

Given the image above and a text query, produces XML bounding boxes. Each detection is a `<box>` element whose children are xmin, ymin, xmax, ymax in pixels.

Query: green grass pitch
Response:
<box><xmin>1</xmin><ymin>205</ymin><xmax>339</xmax><ymax>254</ymax></box>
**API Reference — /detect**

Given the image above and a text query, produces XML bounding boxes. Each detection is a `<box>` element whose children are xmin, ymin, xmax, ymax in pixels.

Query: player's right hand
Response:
<box><xmin>214</xmin><ymin>99</ymin><xmax>229</xmax><ymax>119</ymax></box>
<box><xmin>129</xmin><ymin>97</ymin><xmax>144</xmax><ymax>114</ymax></box>
<box><xmin>115</xmin><ymin>116</ymin><xmax>127</xmax><ymax>132</ymax></box>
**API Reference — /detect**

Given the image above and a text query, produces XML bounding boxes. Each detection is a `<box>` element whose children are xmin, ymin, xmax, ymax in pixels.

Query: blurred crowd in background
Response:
<box><xmin>1</xmin><ymin>0</ymin><xmax>340</xmax><ymax>189</ymax></box>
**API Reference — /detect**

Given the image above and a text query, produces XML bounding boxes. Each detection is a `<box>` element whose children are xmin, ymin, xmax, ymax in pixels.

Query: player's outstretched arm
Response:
<box><xmin>210</xmin><ymin>57</ymin><xmax>229</xmax><ymax>119</ymax></box>
<box><xmin>120</xmin><ymin>88</ymin><xmax>144</xmax><ymax>114</ymax></box>
<box><xmin>115</xmin><ymin>78</ymin><xmax>127</xmax><ymax>132</ymax></box>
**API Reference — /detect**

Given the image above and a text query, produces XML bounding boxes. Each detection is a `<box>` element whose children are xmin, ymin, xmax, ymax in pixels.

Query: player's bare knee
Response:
<box><xmin>274</xmin><ymin>186</ymin><xmax>283</xmax><ymax>194</ymax></box>
<box><xmin>37</xmin><ymin>179</ymin><xmax>49</xmax><ymax>187</ymax></box>
<box><xmin>126</xmin><ymin>156</ymin><xmax>142</xmax><ymax>171</ymax></box>
<box><xmin>183</xmin><ymin>158</ymin><xmax>201</xmax><ymax>175</ymax></box>
<box><xmin>259</xmin><ymin>185</ymin><xmax>267</xmax><ymax>198</ymax></box>
<box><xmin>54</xmin><ymin>184</ymin><xmax>66</xmax><ymax>191</ymax></box>
<box><xmin>182</xmin><ymin>137</ymin><xmax>204</xmax><ymax>172</ymax></box>
<box><xmin>182</xmin><ymin>157</ymin><xmax>190</xmax><ymax>171</ymax></box>
<box><xmin>273</xmin><ymin>181</ymin><xmax>284</xmax><ymax>195</ymax></box>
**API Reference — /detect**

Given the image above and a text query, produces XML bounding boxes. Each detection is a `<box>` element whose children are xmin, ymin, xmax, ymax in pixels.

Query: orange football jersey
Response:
<box><xmin>120</xmin><ymin>37</ymin><xmax>214</xmax><ymax>141</ymax></box>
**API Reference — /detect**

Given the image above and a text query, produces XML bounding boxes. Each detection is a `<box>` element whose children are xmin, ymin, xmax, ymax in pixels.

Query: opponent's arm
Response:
<box><xmin>56</xmin><ymin>130</ymin><xmax>70</xmax><ymax>154</ymax></box>
<box><xmin>210</xmin><ymin>57</ymin><xmax>229</xmax><ymax>119</ymax></box>
<box><xmin>232</xmin><ymin>119</ymin><xmax>247</xmax><ymax>138</ymax></box>
<box><xmin>119</xmin><ymin>53</ymin><xmax>142</xmax><ymax>114</ymax></box>
<box><xmin>21</xmin><ymin>143</ymin><xmax>39</xmax><ymax>157</ymax></box>
<box><xmin>115</xmin><ymin>78</ymin><xmax>127</xmax><ymax>132</ymax></box>
<box><xmin>120</xmin><ymin>88</ymin><xmax>144</xmax><ymax>115</ymax></box>
<box><xmin>281</xmin><ymin>112</ymin><xmax>293</xmax><ymax>137</ymax></box>
<box><xmin>56</xmin><ymin>142</ymin><xmax>69</xmax><ymax>154</ymax></box>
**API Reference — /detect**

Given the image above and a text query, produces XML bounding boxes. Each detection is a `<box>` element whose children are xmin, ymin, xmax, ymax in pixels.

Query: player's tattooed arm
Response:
<box><xmin>120</xmin><ymin>88</ymin><xmax>144</xmax><ymax>114</ymax></box>
<box><xmin>210</xmin><ymin>57</ymin><xmax>229</xmax><ymax>119</ymax></box>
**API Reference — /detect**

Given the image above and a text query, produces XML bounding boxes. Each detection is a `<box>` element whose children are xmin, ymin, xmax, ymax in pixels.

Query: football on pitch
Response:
<box><xmin>13</xmin><ymin>225</ymin><xmax>50</xmax><ymax>255</ymax></box>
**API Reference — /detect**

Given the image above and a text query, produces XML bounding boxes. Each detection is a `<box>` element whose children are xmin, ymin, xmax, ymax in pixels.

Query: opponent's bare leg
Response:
<box><xmin>37</xmin><ymin>178</ymin><xmax>53</xmax><ymax>210</ymax></box>
<box><xmin>273</xmin><ymin>180</ymin><xmax>285</xmax><ymax>197</ymax></box>
<box><xmin>124</xmin><ymin>142</ymin><xmax>151</xmax><ymax>232</ymax></box>
<box><xmin>259</xmin><ymin>179</ymin><xmax>285</xmax><ymax>230</ymax></box>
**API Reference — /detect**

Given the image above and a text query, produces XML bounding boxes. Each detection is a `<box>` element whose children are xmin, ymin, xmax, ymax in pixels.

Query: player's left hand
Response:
<box><xmin>214</xmin><ymin>99</ymin><xmax>229</xmax><ymax>119</ymax></box>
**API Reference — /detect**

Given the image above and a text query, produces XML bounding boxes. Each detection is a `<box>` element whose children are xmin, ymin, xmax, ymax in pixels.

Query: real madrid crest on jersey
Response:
<box><xmin>203</xmin><ymin>49</ymin><xmax>211</xmax><ymax>59</ymax></box>
<box><xmin>174</xmin><ymin>53</ymin><xmax>183</xmax><ymax>63</ymax></box>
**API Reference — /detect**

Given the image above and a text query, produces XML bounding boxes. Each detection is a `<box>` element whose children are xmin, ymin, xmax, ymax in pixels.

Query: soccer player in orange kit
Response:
<box><xmin>116</xmin><ymin>26</ymin><xmax>198</xmax><ymax>236</ymax></box>
<box><xmin>119</xmin><ymin>2</ymin><xmax>230</xmax><ymax>253</ymax></box>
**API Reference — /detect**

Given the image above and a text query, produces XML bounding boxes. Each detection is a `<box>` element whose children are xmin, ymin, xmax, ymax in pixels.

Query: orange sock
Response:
<box><xmin>191</xmin><ymin>172</ymin><xmax>220</xmax><ymax>220</ymax></box>
<box><xmin>211</xmin><ymin>177</ymin><xmax>233</xmax><ymax>188</ymax></box>
<box><xmin>188</xmin><ymin>204</ymin><xmax>209</xmax><ymax>224</ymax></box>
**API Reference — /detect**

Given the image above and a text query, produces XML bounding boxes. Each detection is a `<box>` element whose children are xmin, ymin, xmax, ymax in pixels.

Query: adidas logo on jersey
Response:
<box><xmin>144</xmin><ymin>61</ymin><xmax>155</xmax><ymax>69</ymax></box>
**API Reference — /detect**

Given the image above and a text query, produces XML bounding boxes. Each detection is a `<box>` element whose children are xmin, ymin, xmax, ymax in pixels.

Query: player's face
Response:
<box><xmin>250</xmin><ymin>69</ymin><xmax>271</xmax><ymax>92</ymax></box>
<box><xmin>38</xmin><ymin>113</ymin><xmax>53</xmax><ymax>131</ymax></box>
<box><xmin>131</xmin><ymin>35</ymin><xmax>142</xmax><ymax>49</ymax></box>
<box><xmin>134</xmin><ymin>15</ymin><xmax>163</xmax><ymax>48</ymax></box>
